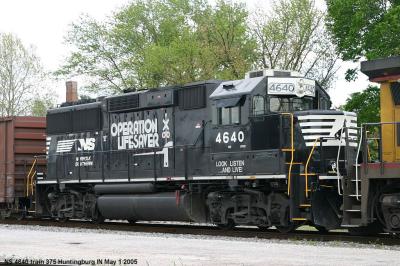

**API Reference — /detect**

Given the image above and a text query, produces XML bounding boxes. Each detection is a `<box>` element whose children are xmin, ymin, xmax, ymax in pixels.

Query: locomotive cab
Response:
<box><xmin>204</xmin><ymin>70</ymin><xmax>357</xmax><ymax>230</ymax></box>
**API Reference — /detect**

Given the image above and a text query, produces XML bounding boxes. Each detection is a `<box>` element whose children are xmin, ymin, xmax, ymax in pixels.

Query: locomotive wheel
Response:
<box><xmin>348</xmin><ymin>221</ymin><xmax>383</xmax><ymax>236</ymax></box>
<box><xmin>128</xmin><ymin>219</ymin><xmax>137</xmax><ymax>224</ymax></box>
<box><xmin>314</xmin><ymin>225</ymin><xmax>329</xmax><ymax>233</ymax></box>
<box><xmin>257</xmin><ymin>226</ymin><xmax>271</xmax><ymax>231</ymax></box>
<box><xmin>217</xmin><ymin>219</ymin><xmax>235</xmax><ymax>230</ymax></box>
<box><xmin>57</xmin><ymin>214</ymin><xmax>69</xmax><ymax>223</ymax></box>
<box><xmin>275</xmin><ymin>205</ymin><xmax>297</xmax><ymax>233</ymax></box>
<box><xmin>348</xmin><ymin>227</ymin><xmax>375</xmax><ymax>236</ymax></box>
<box><xmin>17</xmin><ymin>212</ymin><xmax>25</xmax><ymax>221</ymax></box>
<box><xmin>0</xmin><ymin>210</ymin><xmax>9</xmax><ymax>220</ymax></box>
<box><xmin>92</xmin><ymin>213</ymin><xmax>105</xmax><ymax>224</ymax></box>
<box><xmin>91</xmin><ymin>207</ymin><xmax>105</xmax><ymax>224</ymax></box>
<box><xmin>276</xmin><ymin>224</ymin><xmax>296</xmax><ymax>233</ymax></box>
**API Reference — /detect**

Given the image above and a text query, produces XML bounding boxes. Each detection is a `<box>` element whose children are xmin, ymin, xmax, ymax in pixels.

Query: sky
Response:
<box><xmin>0</xmin><ymin>0</ymin><xmax>373</xmax><ymax>107</ymax></box>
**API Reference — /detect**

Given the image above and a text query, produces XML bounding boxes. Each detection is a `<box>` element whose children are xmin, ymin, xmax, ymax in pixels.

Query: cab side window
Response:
<box><xmin>212</xmin><ymin>96</ymin><xmax>245</xmax><ymax>125</ymax></box>
<box><xmin>218</xmin><ymin>106</ymin><xmax>240</xmax><ymax>125</ymax></box>
<box><xmin>252</xmin><ymin>95</ymin><xmax>266</xmax><ymax>115</ymax></box>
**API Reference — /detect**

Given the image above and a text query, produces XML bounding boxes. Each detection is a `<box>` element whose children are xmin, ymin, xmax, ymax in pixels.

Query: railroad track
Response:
<box><xmin>0</xmin><ymin>218</ymin><xmax>398</xmax><ymax>246</ymax></box>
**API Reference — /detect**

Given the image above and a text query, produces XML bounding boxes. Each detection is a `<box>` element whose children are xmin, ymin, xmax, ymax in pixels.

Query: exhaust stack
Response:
<box><xmin>65</xmin><ymin>81</ymin><xmax>78</xmax><ymax>103</ymax></box>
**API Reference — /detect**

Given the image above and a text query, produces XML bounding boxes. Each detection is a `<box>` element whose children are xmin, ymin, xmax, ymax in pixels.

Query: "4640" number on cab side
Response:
<box><xmin>215</xmin><ymin>131</ymin><xmax>245</xmax><ymax>144</ymax></box>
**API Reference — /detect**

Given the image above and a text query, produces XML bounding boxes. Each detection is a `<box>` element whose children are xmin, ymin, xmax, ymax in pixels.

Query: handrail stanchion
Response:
<box><xmin>26</xmin><ymin>159</ymin><xmax>37</xmax><ymax>197</ymax></box>
<box><xmin>379</xmin><ymin>124</ymin><xmax>384</xmax><ymax>175</ymax></box>
<box><xmin>336</xmin><ymin>126</ymin><xmax>344</xmax><ymax>196</ymax></box>
<box><xmin>305</xmin><ymin>138</ymin><xmax>319</xmax><ymax>198</ymax></box>
<box><xmin>281</xmin><ymin>113</ymin><xmax>294</xmax><ymax>195</ymax></box>
<box><xmin>355</xmin><ymin>126</ymin><xmax>363</xmax><ymax>200</ymax></box>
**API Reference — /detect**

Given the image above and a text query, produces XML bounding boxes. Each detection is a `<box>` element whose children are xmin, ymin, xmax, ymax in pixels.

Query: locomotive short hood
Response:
<box><xmin>210</xmin><ymin>76</ymin><xmax>265</xmax><ymax>99</ymax></box>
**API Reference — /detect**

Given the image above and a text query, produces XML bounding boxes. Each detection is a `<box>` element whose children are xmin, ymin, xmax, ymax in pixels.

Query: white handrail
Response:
<box><xmin>355</xmin><ymin>126</ymin><xmax>363</xmax><ymax>200</ymax></box>
<box><xmin>336</xmin><ymin>126</ymin><xmax>344</xmax><ymax>196</ymax></box>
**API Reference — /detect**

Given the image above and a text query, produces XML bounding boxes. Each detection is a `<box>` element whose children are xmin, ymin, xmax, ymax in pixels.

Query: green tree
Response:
<box><xmin>0</xmin><ymin>33</ymin><xmax>52</xmax><ymax>116</ymax></box>
<box><xmin>58</xmin><ymin>0</ymin><xmax>255</xmax><ymax>94</ymax></box>
<box><xmin>326</xmin><ymin>0</ymin><xmax>400</xmax><ymax>60</ymax></box>
<box><xmin>30</xmin><ymin>96</ymin><xmax>55</xmax><ymax>117</ymax></box>
<box><xmin>194</xmin><ymin>0</ymin><xmax>256</xmax><ymax>80</ymax></box>
<box><xmin>56</xmin><ymin>15</ymin><xmax>131</xmax><ymax>94</ymax></box>
<box><xmin>341</xmin><ymin>85</ymin><xmax>380</xmax><ymax>124</ymax></box>
<box><xmin>252</xmin><ymin>0</ymin><xmax>339</xmax><ymax>88</ymax></box>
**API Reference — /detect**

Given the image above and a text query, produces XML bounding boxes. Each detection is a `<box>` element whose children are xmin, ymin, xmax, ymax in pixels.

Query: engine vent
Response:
<box><xmin>108</xmin><ymin>94</ymin><xmax>140</xmax><ymax>112</ymax></box>
<box><xmin>248</xmin><ymin>70</ymin><xmax>264</xmax><ymax>78</ymax></box>
<box><xmin>273</xmin><ymin>70</ymin><xmax>292</xmax><ymax>77</ymax></box>
<box><xmin>179</xmin><ymin>86</ymin><xmax>206</xmax><ymax>110</ymax></box>
<box><xmin>47</xmin><ymin>106</ymin><xmax>102</xmax><ymax>134</ymax></box>
<box><xmin>47</xmin><ymin>111</ymin><xmax>72</xmax><ymax>134</ymax></box>
<box><xmin>72</xmin><ymin>107</ymin><xmax>102</xmax><ymax>132</ymax></box>
<box><xmin>245</xmin><ymin>69</ymin><xmax>301</xmax><ymax>79</ymax></box>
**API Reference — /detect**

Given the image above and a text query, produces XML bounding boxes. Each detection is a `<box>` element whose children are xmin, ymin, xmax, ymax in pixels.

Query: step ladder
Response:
<box><xmin>293</xmin><ymin>138</ymin><xmax>321</xmax><ymax>221</ymax></box>
<box><xmin>281</xmin><ymin>113</ymin><xmax>310</xmax><ymax>221</ymax></box>
<box><xmin>341</xmin><ymin>126</ymin><xmax>363</xmax><ymax>227</ymax></box>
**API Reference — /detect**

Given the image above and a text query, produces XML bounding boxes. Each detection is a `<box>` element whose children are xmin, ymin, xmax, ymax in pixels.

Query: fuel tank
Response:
<box><xmin>97</xmin><ymin>192</ymin><xmax>207</xmax><ymax>222</ymax></box>
<box><xmin>94</xmin><ymin>183</ymin><xmax>155</xmax><ymax>195</ymax></box>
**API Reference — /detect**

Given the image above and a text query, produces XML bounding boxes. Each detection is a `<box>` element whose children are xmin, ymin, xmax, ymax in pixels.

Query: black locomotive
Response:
<box><xmin>36</xmin><ymin>69</ymin><xmax>358</xmax><ymax>232</ymax></box>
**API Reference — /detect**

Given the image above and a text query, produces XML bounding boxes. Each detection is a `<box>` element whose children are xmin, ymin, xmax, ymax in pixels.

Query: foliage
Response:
<box><xmin>341</xmin><ymin>85</ymin><xmax>380</xmax><ymax>124</ymax></box>
<box><xmin>58</xmin><ymin>0</ymin><xmax>340</xmax><ymax>94</ymax></box>
<box><xmin>30</xmin><ymin>95</ymin><xmax>55</xmax><ymax>117</ymax></box>
<box><xmin>0</xmin><ymin>33</ymin><xmax>52</xmax><ymax>116</ymax></box>
<box><xmin>341</xmin><ymin>85</ymin><xmax>381</xmax><ymax>161</ymax></box>
<box><xmin>194</xmin><ymin>1</ymin><xmax>257</xmax><ymax>80</ymax></box>
<box><xmin>56</xmin><ymin>15</ymin><xmax>130</xmax><ymax>94</ymax></box>
<box><xmin>252</xmin><ymin>0</ymin><xmax>339</xmax><ymax>88</ymax></box>
<box><xmin>58</xmin><ymin>0</ymin><xmax>256</xmax><ymax>94</ymax></box>
<box><xmin>344</xmin><ymin>68</ymin><xmax>358</xmax><ymax>82</ymax></box>
<box><xmin>326</xmin><ymin>0</ymin><xmax>400</xmax><ymax>60</ymax></box>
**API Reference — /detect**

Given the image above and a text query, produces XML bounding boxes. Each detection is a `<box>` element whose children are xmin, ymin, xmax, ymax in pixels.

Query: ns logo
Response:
<box><xmin>56</xmin><ymin>138</ymin><xmax>96</xmax><ymax>153</ymax></box>
<box><xmin>77</xmin><ymin>138</ymin><xmax>96</xmax><ymax>151</ymax></box>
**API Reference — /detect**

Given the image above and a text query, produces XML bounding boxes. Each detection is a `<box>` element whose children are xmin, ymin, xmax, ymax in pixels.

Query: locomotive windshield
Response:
<box><xmin>269</xmin><ymin>96</ymin><xmax>313</xmax><ymax>112</ymax></box>
<box><xmin>210</xmin><ymin>74</ymin><xmax>329</xmax><ymax>121</ymax></box>
<box><xmin>251</xmin><ymin>95</ymin><xmax>314</xmax><ymax>115</ymax></box>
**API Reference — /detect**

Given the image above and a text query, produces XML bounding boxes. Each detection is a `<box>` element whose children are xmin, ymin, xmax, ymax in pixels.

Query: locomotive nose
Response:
<box><xmin>295</xmin><ymin>110</ymin><xmax>358</xmax><ymax>148</ymax></box>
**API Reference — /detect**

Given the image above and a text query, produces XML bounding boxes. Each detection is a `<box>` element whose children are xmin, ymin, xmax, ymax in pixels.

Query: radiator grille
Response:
<box><xmin>108</xmin><ymin>94</ymin><xmax>140</xmax><ymax>112</ymax></box>
<box><xmin>179</xmin><ymin>86</ymin><xmax>206</xmax><ymax>110</ymax></box>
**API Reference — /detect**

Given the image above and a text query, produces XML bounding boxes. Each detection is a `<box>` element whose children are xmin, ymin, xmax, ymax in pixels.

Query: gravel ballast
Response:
<box><xmin>0</xmin><ymin>224</ymin><xmax>399</xmax><ymax>266</ymax></box>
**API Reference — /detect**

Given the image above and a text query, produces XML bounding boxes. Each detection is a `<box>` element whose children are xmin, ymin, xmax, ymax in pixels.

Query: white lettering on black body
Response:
<box><xmin>110</xmin><ymin>119</ymin><xmax>160</xmax><ymax>150</ymax></box>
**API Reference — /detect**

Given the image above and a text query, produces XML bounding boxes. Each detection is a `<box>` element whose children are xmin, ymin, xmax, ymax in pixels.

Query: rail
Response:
<box><xmin>281</xmin><ymin>113</ymin><xmax>294</xmax><ymax>195</ymax></box>
<box><xmin>1</xmin><ymin>219</ymin><xmax>398</xmax><ymax>245</ymax></box>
